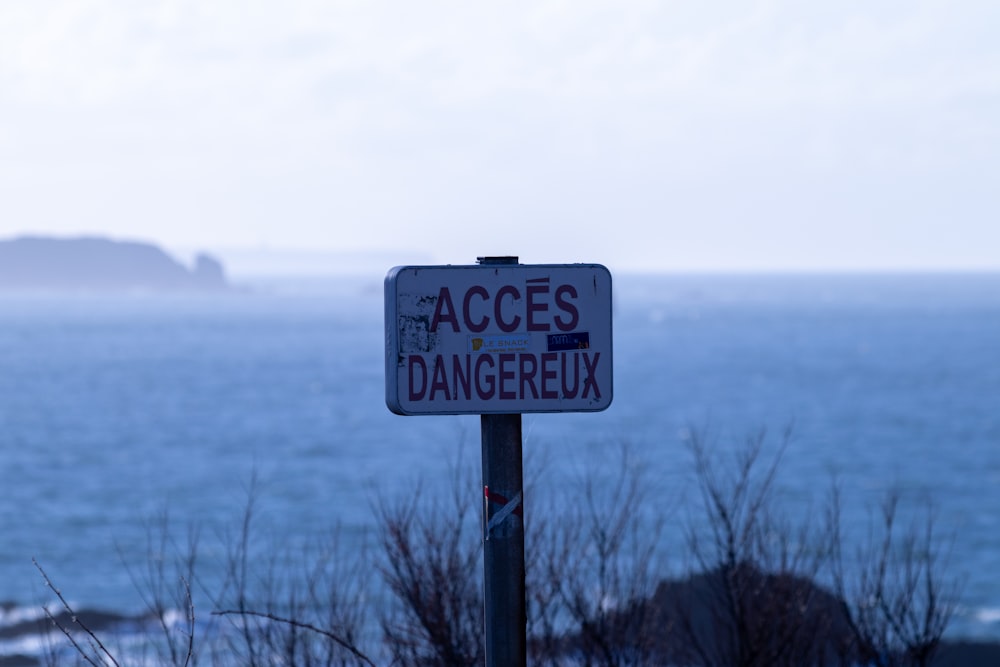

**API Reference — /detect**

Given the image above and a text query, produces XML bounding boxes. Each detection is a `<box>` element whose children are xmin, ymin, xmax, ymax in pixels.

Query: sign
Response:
<box><xmin>385</xmin><ymin>263</ymin><xmax>613</xmax><ymax>415</ymax></box>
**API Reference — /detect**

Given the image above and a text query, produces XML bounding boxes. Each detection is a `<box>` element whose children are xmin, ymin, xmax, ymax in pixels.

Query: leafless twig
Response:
<box><xmin>32</xmin><ymin>557</ymin><xmax>122</xmax><ymax>667</ymax></box>
<box><xmin>212</xmin><ymin>609</ymin><xmax>377</xmax><ymax>667</ymax></box>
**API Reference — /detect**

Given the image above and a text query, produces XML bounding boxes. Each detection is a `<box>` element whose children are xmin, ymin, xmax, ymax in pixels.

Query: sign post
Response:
<box><xmin>478</xmin><ymin>256</ymin><xmax>526</xmax><ymax>667</ymax></box>
<box><xmin>385</xmin><ymin>256</ymin><xmax>613</xmax><ymax>667</ymax></box>
<box><xmin>481</xmin><ymin>410</ymin><xmax>525</xmax><ymax>667</ymax></box>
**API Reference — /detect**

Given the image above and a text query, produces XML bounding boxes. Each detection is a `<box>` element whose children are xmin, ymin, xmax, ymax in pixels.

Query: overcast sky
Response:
<box><xmin>1</xmin><ymin>1</ymin><xmax>997</xmax><ymax>274</ymax></box>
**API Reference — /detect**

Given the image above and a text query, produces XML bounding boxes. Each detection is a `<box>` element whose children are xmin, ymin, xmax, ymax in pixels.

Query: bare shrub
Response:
<box><xmin>666</xmin><ymin>428</ymin><xmax>842</xmax><ymax>667</ymax></box>
<box><xmin>376</xmin><ymin>469</ymin><xmax>484</xmax><ymax>667</ymax></box>
<box><xmin>30</xmin><ymin>435</ymin><xmax>963</xmax><ymax>667</ymax></box>
<box><xmin>107</xmin><ymin>480</ymin><xmax>373</xmax><ymax>667</ymax></box>
<box><xmin>529</xmin><ymin>444</ymin><xmax>665</xmax><ymax>667</ymax></box>
<box><xmin>829</xmin><ymin>485</ymin><xmax>961</xmax><ymax>667</ymax></box>
<box><xmin>116</xmin><ymin>510</ymin><xmax>199</xmax><ymax>666</ymax></box>
<box><xmin>204</xmin><ymin>480</ymin><xmax>373</xmax><ymax>667</ymax></box>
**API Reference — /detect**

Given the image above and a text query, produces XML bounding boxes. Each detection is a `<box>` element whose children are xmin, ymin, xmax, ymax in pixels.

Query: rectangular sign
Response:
<box><xmin>385</xmin><ymin>263</ymin><xmax>613</xmax><ymax>415</ymax></box>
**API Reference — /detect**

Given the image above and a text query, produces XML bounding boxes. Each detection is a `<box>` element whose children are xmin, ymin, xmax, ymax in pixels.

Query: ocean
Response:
<box><xmin>1</xmin><ymin>272</ymin><xmax>999</xmax><ymax>657</ymax></box>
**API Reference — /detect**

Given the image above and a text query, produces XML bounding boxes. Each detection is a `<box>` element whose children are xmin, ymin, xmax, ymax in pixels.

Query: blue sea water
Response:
<box><xmin>1</xmin><ymin>272</ymin><xmax>999</xmax><ymax>644</ymax></box>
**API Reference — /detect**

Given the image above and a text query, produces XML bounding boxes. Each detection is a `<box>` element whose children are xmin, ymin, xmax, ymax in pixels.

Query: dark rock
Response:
<box><xmin>193</xmin><ymin>252</ymin><xmax>227</xmax><ymax>288</ymax></box>
<box><xmin>933</xmin><ymin>640</ymin><xmax>1000</xmax><ymax>667</ymax></box>
<box><xmin>550</xmin><ymin>562</ymin><xmax>1000</xmax><ymax>666</ymax></box>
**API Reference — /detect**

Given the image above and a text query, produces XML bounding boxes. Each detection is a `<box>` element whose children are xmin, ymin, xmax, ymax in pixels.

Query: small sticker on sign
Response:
<box><xmin>469</xmin><ymin>335</ymin><xmax>532</xmax><ymax>353</ymax></box>
<box><xmin>547</xmin><ymin>332</ymin><xmax>590</xmax><ymax>351</ymax></box>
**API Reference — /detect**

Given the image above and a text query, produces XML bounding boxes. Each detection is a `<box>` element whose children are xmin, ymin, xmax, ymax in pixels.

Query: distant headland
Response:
<box><xmin>0</xmin><ymin>235</ymin><xmax>230</xmax><ymax>292</ymax></box>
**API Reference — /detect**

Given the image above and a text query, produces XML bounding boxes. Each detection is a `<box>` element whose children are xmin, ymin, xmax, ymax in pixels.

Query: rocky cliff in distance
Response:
<box><xmin>0</xmin><ymin>236</ymin><xmax>230</xmax><ymax>292</ymax></box>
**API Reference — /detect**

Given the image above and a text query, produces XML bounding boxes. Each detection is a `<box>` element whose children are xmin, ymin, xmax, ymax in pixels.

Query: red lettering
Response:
<box><xmin>408</xmin><ymin>355</ymin><xmax>427</xmax><ymax>400</ymax></box>
<box><xmin>495</xmin><ymin>286</ymin><xmax>521</xmax><ymax>333</ymax></box>
<box><xmin>430</xmin><ymin>287</ymin><xmax>459</xmax><ymax>332</ymax></box>
<box><xmin>519</xmin><ymin>353</ymin><xmax>538</xmax><ymax>399</ymax></box>
<box><xmin>582</xmin><ymin>352</ymin><xmax>600</xmax><ymax>399</ymax></box>
<box><xmin>408</xmin><ymin>348</ymin><xmax>600</xmax><ymax>407</ymax></box>
<box><xmin>463</xmin><ymin>286</ymin><xmax>490</xmax><ymax>333</ymax></box>
<box><xmin>554</xmin><ymin>285</ymin><xmax>578</xmax><ymax>331</ymax></box>
<box><xmin>429</xmin><ymin>355</ymin><xmax>450</xmax><ymax>400</ymax></box>
<box><xmin>561</xmin><ymin>352</ymin><xmax>579</xmax><ymax>398</ymax></box>
<box><xmin>475</xmin><ymin>354</ymin><xmax>495</xmax><ymax>399</ymax></box>
<box><xmin>452</xmin><ymin>354</ymin><xmax>471</xmax><ymax>400</ymax></box>
<box><xmin>498</xmin><ymin>353</ymin><xmax>516</xmax><ymax>399</ymax></box>
<box><xmin>540</xmin><ymin>352</ymin><xmax>558</xmax><ymax>399</ymax></box>
<box><xmin>526</xmin><ymin>284</ymin><xmax>550</xmax><ymax>331</ymax></box>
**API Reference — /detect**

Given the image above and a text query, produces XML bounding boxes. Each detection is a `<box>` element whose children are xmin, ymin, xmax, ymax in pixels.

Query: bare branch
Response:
<box><xmin>212</xmin><ymin>609</ymin><xmax>377</xmax><ymax>667</ymax></box>
<box><xmin>33</xmin><ymin>558</ymin><xmax>122</xmax><ymax>667</ymax></box>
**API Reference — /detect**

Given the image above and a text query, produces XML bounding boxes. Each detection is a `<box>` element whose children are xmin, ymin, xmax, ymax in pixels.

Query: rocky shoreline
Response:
<box><xmin>2</xmin><ymin>598</ymin><xmax>998</xmax><ymax>667</ymax></box>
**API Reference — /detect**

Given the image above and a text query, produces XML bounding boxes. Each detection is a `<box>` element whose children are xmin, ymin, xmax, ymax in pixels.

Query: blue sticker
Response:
<box><xmin>547</xmin><ymin>332</ymin><xmax>590</xmax><ymax>351</ymax></box>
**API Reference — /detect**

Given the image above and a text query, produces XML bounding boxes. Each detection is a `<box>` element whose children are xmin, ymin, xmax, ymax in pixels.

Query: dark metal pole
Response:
<box><xmin>478</xmin><ymin>256</ymin><xmax>526</xmax><ymax>667</ymax></box>
<box><xmin>481</xmin><ymin>413</ymin><xmax>526</xmax><ymax>667</ymax></box>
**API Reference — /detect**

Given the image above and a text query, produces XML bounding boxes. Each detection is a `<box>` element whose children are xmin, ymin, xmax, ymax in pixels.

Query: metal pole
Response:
<box><xmin>478</xmin><ymin>256</ymin><xmax>526</xmax><ymax>667</ymax></box>
<box><xmin>482</xmin><ymin>413</ymin><xmax>526</xmax><ymax>667</ymax></box>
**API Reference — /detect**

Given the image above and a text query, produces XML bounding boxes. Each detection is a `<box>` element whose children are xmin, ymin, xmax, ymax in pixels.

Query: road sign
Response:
<box><xmin>385</xmin><ymin>262</ymin><xmax>613</xmax><ymax>415</ymax></box>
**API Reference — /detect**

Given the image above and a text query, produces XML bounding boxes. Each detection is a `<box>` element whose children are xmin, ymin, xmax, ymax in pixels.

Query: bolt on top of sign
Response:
<box><xmin>385</xmin><ymin>261</ymin><xmax>613</xmax><ymax>415</ymax></box>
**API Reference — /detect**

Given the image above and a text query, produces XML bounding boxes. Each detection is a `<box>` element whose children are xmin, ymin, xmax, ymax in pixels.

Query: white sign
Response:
<box><xmin>385</xmin><ymin>263</ymin><xmax>613</xmax><ymax>415</ymax></box>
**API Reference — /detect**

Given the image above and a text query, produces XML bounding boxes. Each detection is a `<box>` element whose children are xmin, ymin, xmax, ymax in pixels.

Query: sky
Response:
<box><xmin>1</xmin><ymin>0</ymin><xmax>998</xmax><ymax>275</ymax></box>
